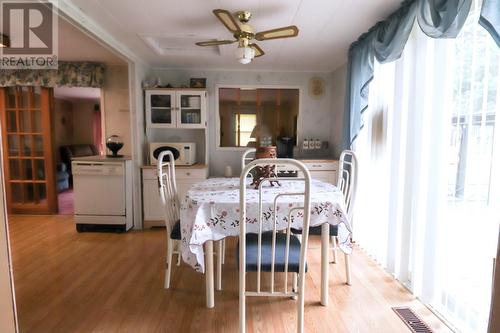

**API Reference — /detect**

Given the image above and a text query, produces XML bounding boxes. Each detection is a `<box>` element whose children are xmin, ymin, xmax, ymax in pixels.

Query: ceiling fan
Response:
<box><xmin>196</xmin><ymin>9</ymin><xmax>299</xmax><ymax>64</ymax></box>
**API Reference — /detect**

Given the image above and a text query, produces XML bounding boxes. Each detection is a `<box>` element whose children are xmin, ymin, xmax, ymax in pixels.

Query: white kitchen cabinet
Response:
<box><xmin>142</xmin><ymin>177</ymin><xmax>164</xmax><ymax>222</ymax></box>
<box><xmin>145</xmin><ymin>89</ymin><xmax>207</xmax><ymax>129</ymax></box>
<box><xmin>299</xmin><ymin>160</ymin><xmax>338</xmax><ymax>185</ymax></box>
<box><xmin>141</xmin><ymin>165</ymin><xmax>208</xmax><ymax>227</ymax></box>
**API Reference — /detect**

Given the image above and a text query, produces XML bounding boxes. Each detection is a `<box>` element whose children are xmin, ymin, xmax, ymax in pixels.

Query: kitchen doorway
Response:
<box><xmin>53</xmin><ymin>87</ymin><xmax>103</xmax><ymax>215</ymax></box>
<box><xmin>0</xmin><ymin>86</ymin><xmax>103</xmax><ymax>215</ymax></box>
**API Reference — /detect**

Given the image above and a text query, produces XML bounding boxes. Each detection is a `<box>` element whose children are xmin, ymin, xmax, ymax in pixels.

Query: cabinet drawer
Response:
<box><xmin>142</xmin><ymin>167</ymin><xmax>208</xmax><ymax>180</ymax></box>
<box><xmin>176</xmin><ymin>168</ymin><xmax>207</xmax><ymax>179</ymax></box>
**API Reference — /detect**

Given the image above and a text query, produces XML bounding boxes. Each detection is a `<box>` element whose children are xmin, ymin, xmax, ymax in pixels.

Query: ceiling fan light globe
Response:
<box><xmin>235</xmin><ymin>46</ymin><xmax>255</xmax><ymax>64</ymax></box>
<box><xmin>238</xmin><ymin>57</ymin><xmax>252</xmax><ymax>64</ymax></box>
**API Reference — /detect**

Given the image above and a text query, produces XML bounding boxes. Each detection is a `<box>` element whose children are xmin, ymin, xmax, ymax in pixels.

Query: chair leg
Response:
<box><xmin>164</xmin><ymin>238</ymin><xmax>174</xmax><ymax>289</ymax></box>
<box><xmin>216</xmin><ymin>240</ymin><xmax>223</xmax><ymax>291</ymax></box>
<box><xmin>239</xmin><ymin>290</ymin><xmax>246</xmax><ymax>333</ymax></box>
<box><xmin>221</xmin><ymin>238</ymin><xmax>226</xmax><ymax>265</ymax></box>
<box><xmin>291</xmin><ymin>273</ymin><xmax>298</xmax><ymax>300</ymax></box>
<box><xmin>345</xmin><ymin>253</ymin><xmax>352</xmax><ymax>285</ymax></box>
<box><xmin>331</xmin><ymin>236</ymin><xmax>338</xmax><ymax>264</ymax></box>
<box><xmin>176</xmin><ymin>241</ymin><xmax>181</xmax><ymax>266</ymax></box>
<box><xmin>297</xmin><ymin>287</ymin><xmax>305</xmax><ymax>333</ymax></box>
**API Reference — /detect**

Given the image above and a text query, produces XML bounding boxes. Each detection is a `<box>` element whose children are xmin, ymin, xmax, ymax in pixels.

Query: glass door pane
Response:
<box><xmin>179</xmin><ymin>94</ymin><xmax>202</xmax><ymax>126</ymax></box>
<box><xmin>150</xmin><ymin>93</ymin><xmax>173</xmax><ymax>125</ymax></box>
<box><xmin>0</xmin><ymin>87</ymin><xmax>57</xmax><ymax>214</ymax></box>
<box><xmin>433</xmin><ymin>4</ymin><xmax>500</xmax><ymax>332</ymax></box>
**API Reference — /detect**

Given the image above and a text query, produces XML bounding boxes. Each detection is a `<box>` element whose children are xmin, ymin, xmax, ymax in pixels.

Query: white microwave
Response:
<box><xmin>150</xmin><ymin>142</ymin><xmax>196</xmax><ymax>165</ymax></box>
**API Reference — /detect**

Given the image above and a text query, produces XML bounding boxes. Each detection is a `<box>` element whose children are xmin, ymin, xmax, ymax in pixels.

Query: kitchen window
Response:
<box><xmin>218</xmin><ymin>87</ymin><xmax>299</xmax><ymax>148</ymax></box>
<box><xmin>234</xmin><ymin>113</ymin><xmax>257</xmax><ymax>147</ymax></box>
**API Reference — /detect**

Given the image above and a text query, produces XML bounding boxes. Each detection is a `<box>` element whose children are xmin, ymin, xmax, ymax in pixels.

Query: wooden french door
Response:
<box><xmin>0</xmin><ymin>87</ymin><xmax>58</xmax><ymax>214</ymax></box>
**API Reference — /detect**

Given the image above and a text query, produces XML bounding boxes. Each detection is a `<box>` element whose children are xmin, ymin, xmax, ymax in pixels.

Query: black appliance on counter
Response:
<box><xmin>276</xmin><ymin>137</ymin><xmax>295</xmax><ymax>158</ymax></box>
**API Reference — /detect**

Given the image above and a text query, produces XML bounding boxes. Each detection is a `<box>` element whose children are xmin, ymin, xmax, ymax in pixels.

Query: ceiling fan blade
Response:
<box><xmin>249</xmin><ymin>44</ymin><xmax>264</xmax><ymax>57</ymax></box>
<box><xmin>196</xmin><ymin>40</ymin><xmax>236</xmax><ymax>47</ymax></box>
<box><xmin>255</xmin><ymin>26</ymin><xmax>299</xmax><ymax>41</ymax></box>
<box><xmin>213</xmin><ymin>9</ymin><xmax>241</xmax><ymax>34</ymax></box>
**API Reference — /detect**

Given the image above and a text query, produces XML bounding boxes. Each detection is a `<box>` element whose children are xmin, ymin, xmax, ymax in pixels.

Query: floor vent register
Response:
<box><xmin>392</xmin><ymin>307</ymin><xmax>435</xmax><ymax>333</ymax></box>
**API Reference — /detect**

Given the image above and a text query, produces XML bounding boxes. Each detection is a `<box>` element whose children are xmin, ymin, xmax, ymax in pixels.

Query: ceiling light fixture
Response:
<box><xmin>235</xmin><ymin>45</ymin><xmax>255</xmax><ymax>64</ymax></box>
<box><xmin>234</xmin><ymin>38</ymin><xmax>255</xmax><ymax>64</ymax></box>
<box><xmin>196</xmin><ymin>9</ymin><xmax>299</xmax><ymax>64</ymax></box>
<box><xmin>0</xmin><ymin>33</ymin><xmax>10</xmax><ymax>48</ymax></box>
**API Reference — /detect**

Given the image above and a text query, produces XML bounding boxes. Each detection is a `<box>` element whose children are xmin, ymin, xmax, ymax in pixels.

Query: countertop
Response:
<box><xmin>72</xmin><ymin>155</ymin><xmax>132</xmax><ymax>162</ymax></box>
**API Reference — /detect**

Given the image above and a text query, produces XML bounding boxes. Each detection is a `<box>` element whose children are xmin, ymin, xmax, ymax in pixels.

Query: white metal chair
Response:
<box><xmin>241</xmin><ymin>148</ymin><xmax>256</xmax><ymax>173</ymax></box>
<box><xmin>331</xmin><ymin>150</ymin><xmax>358</xmax><ymax>285</ymax></box>
<box><xmin>238</xmin><ymin>158</ymin><xmax>312</xmax><ymax>333</ymax></box>
<box><xmin>291</xmin><ymin>150</ymin><xmax>358</xmax><ymax>285</ymax></box>
<box><xmin>158</xmin><ymin>151</ymin><xmax>225</xmax><ymax>290</ymax></box>
<box><xmin>157</xmin><ymin>150</ymin><xmax>181</xmax><ymax>289</ymax></box>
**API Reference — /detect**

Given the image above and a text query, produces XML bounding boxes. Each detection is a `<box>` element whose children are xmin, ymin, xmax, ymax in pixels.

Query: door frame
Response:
<box><xmin>0</xmin><ymin>124</ymin><xmax>18</xmax><ymax>332</ymax></box>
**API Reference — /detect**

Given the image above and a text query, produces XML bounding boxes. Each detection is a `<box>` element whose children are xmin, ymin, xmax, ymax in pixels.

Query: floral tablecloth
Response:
<box><xmin>179</xmin><ymin>177</ymin><xmax>352</xmax><ymax>273</ymax></box>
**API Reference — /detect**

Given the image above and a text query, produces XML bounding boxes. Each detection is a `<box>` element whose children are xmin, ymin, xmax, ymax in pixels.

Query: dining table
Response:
<box><xmin>179</xmin><ymin>177</ymin><xmax>353</xmax><ymax>308</ymax></box>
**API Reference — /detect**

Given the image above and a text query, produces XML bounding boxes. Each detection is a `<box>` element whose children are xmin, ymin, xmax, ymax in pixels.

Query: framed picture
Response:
<box><xmin>190</xmin><ymin>78</ymin><xmax>206</xmax><ymax>88</ymax></box>
<box><xmin>309</xmin><ymin>77</ymin><xmax>325</xmax><ymax>99</ymax></box>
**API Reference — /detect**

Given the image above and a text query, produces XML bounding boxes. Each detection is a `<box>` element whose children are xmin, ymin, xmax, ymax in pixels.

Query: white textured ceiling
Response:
<box><xmin>67</xmin><ymin>0</ymin><xmax>401</xmax><ymax>72</ymax></box>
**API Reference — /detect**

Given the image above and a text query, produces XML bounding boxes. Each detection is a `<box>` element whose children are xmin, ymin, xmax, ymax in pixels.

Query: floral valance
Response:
<box><xmin>0</xmin><ymin>62</ymin><xmax>106</xmax><ymax>88</ymax></box>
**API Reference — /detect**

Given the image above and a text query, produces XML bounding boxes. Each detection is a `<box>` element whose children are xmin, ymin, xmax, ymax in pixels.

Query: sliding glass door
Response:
<box><xmin>354</xmin><ymin>1</ymin><xmax>499</xmax><ymax>331</ymax></box>
<box><xmin>434</xmin><ymin>2</ymin><xmax>500</xmax><ymax>330</ymax></box>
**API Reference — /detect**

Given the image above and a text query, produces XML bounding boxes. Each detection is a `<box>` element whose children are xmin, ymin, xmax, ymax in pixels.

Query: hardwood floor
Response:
<box><xmin>8</xmin><ymin>215</ymin><xmax>452</xmax><ymax>333</ymax></box>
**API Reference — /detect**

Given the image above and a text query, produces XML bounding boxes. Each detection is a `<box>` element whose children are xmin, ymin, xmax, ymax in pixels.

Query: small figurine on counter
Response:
<box><xmin>250</xmin><ymin>146</ymin><xmax>281</xmax><ymax>189</ymax></box>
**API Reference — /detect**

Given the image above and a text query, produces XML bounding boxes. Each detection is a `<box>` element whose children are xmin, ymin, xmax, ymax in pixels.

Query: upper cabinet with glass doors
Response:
<box><xmin>145</xmin><ymin>89</ymin><xmax>207</xmax><ymax>129</ymax></box>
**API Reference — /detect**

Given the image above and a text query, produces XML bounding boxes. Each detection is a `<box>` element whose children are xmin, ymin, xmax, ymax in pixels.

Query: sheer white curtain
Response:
<box><xmin>354</xmin><ymin>1</ymin><xmax>500</xmax><ymax>332</ymax></box>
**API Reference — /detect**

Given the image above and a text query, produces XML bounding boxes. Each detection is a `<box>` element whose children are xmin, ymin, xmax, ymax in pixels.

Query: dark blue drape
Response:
<box><xmin>344</xmin><ymin>0</ymin><xmax>473</xmax><ymax>148</ymax></box>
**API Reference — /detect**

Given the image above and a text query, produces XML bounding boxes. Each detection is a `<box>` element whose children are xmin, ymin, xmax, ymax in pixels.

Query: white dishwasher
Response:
<box><xmin>72</xmin><ymin>157</ymin><xmax>133</xmax><ymax>232</ymax></box>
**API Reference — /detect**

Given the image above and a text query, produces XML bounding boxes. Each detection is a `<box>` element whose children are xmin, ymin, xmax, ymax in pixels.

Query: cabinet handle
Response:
<box><xmin>186</xmin><ymin>172</ymin><xmax>191</xmax><ymax>176</ymax></box>
<box><xmin>312</xmin><ymin>164</ymin><xmax>322</xmax><ymax>168</ymax></box>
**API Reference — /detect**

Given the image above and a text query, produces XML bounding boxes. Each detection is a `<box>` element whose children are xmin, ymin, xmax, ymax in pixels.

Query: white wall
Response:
<box><xmin>129</xmin><ymin>62</ymin><xmax>150</xmax><ymax>229</ymax></box>
<box><xmin>330</xmin><ymin>63</ymin><xmax>348</xmax><ymax>157</ymax></box>
<box><xmin>149</xmin><ymin>69</ymin><xmax>341</xmax><ymax>176</ymax></box>
<box><xmin>102</xmin><ymin>65</ymin><xmax>131</xmax><ymax>156</ymax></box>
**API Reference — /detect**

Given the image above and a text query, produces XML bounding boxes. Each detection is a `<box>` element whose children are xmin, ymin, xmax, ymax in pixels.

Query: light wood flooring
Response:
<box><xmin>8</xmin><ymin>215</ymin><xmax>452</xmax><ymax>333</ymax></box>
